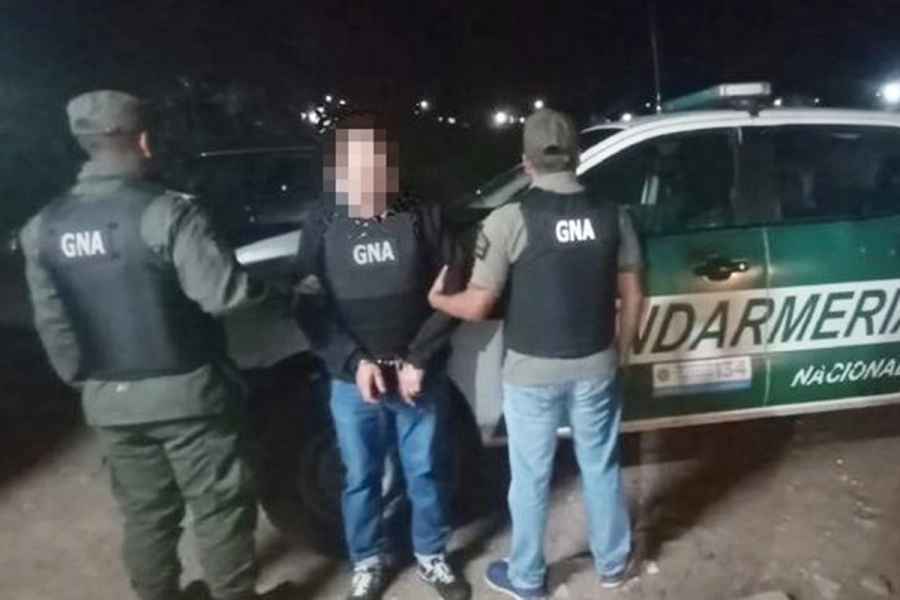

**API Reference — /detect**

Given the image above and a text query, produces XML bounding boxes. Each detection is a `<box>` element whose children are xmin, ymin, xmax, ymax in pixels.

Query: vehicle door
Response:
<box><xmin>745</xmin><ymin>124</ymin><xmax>900</xmax><ymax>412</ymax></box>
<box><xmin>581</xmin><ymin>127</ymin><xmax>771</xmax><ymax>428</ymax></box>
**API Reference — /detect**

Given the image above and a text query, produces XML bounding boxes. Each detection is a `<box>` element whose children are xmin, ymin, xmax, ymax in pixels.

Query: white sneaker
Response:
<box><xmin>347</xmin><ymin>562</ymin><xmax>386</xmax><ymax>600</ymax></box>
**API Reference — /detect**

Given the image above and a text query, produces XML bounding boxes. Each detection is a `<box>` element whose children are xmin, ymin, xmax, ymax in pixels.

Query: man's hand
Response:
<box><xmin>398</xmin><ymin>362</ymin><xmax>425</xmax><ymax>405</ymax></box>
<box><xmin>427</xmin><ymin>265</ymin><xmax>449</xmax><ymax>309</ymax></box>
<box><xmin>355</xmin><ymin>360</ymin><xmax>386</xmax><ymax>404</ymax></box>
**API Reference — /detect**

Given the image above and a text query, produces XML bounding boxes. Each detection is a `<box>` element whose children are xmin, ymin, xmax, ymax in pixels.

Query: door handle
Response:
<box><xmin>694</xmin><ymin>256</ymin><xmax>749</xmax><ymax>281</ymax></box>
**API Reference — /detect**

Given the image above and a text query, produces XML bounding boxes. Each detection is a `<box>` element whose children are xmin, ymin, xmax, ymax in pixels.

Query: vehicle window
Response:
<box><xmin>189</xmin><ymin>157</ymin><xmax>252</xmax><ymax>238</ymax></box>
<box><xmin>762</xmin><ymin>126</ymin><xmax>900</xmax><ymax>222</ymax></box>
<box><xmin>578</xmin><ymin>127</ymin><xmax>624</xmax><ymax>150</ymax></box>
<box><xmin>580</xmin><ymin>144</ymin><xmax>652</xmax><ymax>206</ymax></box>
<box><xmin>248</xmin><ymin>153</ymin><xmax>321</xmax><ymax>226</ymax></box>
<box><xmin>461</xmin><ymin>165</ymin><xmax>529</xmax><ymax>210</ymax></box>
<box><xmin>582</xmin><ymin>129</ymin><xmax>737</xmax><ymax>234</ymax></box>
<box><xmin>254</xmin><ymin>154</ymin><xmax>318</xmax><ymax>197</ymax></box>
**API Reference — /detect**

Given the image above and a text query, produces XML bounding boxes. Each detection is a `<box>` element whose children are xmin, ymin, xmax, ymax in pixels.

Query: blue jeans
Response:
<box><xmin>330</xmin><ymin>376</ymin><xmax>451</xmax><ymax>564</ymax></box>
<box><xmin>503</xmin><ymin>378</ymin><xmax>631</xmax><ymax>589</ymax></box>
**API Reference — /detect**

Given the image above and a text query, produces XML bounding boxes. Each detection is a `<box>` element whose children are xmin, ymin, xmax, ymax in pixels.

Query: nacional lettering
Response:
<box><xmin>791</xmin><ymin>358</ymin><xmax>900</xmax><ymax>388</ymax></box>
<box><xmin>555</xmin><ymin>218</ymin><xmax>596</xmax><ymax>243</ymax></box>
<box><xmin>352</xmin><ymin>240</ymin><xmax>396</xmax><ymax>265</ymax></box>
<box><xmin>60</xmin><ymin>231</ymin><xmax>106</xmax><ymax>258</ymax></box>
<box><xmin>631</xmin><ymin>279</ymin><xmax>900</xmax><ymax>365</ymax></box>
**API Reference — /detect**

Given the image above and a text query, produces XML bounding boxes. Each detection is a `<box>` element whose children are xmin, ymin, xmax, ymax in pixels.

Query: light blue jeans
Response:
<box><xmin>503</xmin><ymin>378</ymin><xmax>631</xmax><ymax>589</ymax></box>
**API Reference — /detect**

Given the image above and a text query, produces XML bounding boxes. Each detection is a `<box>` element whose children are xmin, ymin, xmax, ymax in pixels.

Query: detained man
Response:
<box><xmin>293</xmin><ymin>113</ymin><xmax>471</xmax><ymax>600</ymax></box>
<box><xmin>428</xmin><ymin>109</ymin><xmax>645</xmax><ymax>600</ymax></box>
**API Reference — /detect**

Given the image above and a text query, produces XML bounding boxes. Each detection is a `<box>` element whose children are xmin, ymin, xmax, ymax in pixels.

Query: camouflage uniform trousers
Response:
<box><xmin>96</xmin><ymin>415</ymin><xmax>258</xmax><ymax>600</ymax></box>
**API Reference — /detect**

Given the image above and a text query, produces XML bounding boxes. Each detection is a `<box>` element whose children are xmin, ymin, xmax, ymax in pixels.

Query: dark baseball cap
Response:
<box><xmin>66</xmin><ymin>90</ymin><xmax>144</xmax><ymax>136</ymax></box>
<box><xmin>523</xmin><ymin>108</ymin><xmax>578</xmax><ymax>165</ymax></box>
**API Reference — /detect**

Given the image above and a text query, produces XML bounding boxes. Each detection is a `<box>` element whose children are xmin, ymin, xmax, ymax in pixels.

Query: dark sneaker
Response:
<box><xmin>484</xmin><ymin>561</ymin><xmax>547</xmax><ymax>600</ymax></box>
<box><xmin>416</xmin><ymin>555</ymin><xmax>472</xmax><ymax>600</ymax></box>
<box><xmin>347</xmin><ymin>562</ymin><xmax>387</xmax><ymax>600</ymax></box>
<box><xmin>600</xmin><ymin>557</ymin><xmax>636</xmax><ymax>589</ymax></box>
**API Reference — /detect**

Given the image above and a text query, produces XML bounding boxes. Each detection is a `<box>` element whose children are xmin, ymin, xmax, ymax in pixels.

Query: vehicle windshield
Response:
<box><xmin>457</xmin><ymin>126</ymin><xmax>625</xmax><ymax>210</ymax></box>
<box><xmin>579</xmin><ymin>126</ymin><xmax>625</xmax><ymax>149</ymax></box>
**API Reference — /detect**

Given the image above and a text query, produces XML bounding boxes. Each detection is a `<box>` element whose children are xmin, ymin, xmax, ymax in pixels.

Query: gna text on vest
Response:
<box><xmin>555</xmin><ymin>218</ymin><xmax>596</xmax><ymax>243</ymax></box>
<box><xmin>353</xmin><ymin>240</ymin><xmax>397</xmax><ymax>265</ymax></box>
<box><xmin>61</xmin><ymin>231</ymin><xmax>107</xmax><ymax>258</ymax></box>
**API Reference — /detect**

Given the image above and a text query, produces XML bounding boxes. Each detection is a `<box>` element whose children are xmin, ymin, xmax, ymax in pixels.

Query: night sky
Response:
<box><xmin>4</xmin><ymin>0</ymin><xmax>900</xmax><ymax>119</ymax></box>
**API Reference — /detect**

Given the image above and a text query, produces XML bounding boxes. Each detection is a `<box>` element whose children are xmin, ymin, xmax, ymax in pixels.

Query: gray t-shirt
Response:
<box><xmin>470</xmin><ymin>171</ymin><xmax>642</xmax><ymax>386</ymax></box>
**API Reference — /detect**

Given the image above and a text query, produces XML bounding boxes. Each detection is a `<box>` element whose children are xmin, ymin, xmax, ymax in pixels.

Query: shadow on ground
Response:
<box><xmin>546</xmin><ymin>405</ymin><xmax>900</xmax><ymax>592</ymax></box>
<box><xmin>623</xmin><ymin>417</ymin><xmax>797</xmax><ymax>564</ymax></box>
<box><xmin>0</xmin><ymin>326</ymin><xmax>81</xmax><ymax>489</ymax></box>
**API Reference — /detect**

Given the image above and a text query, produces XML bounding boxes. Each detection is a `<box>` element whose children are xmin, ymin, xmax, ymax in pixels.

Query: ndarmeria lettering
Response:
<box><xmin>631</xmin><ymin>280</ymin><xmax>900</xmax><ymax>365</ymax></box>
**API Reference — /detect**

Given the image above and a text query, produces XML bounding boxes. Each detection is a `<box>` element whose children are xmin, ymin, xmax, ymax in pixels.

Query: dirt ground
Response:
<box><xmin>2</xmin><ymin>351</ymin><xmax>899</xmax><ymax>600</ymax></box>
<box><xmin>2</xmin><ymin>258</ymin><xmax>899</xmax><ymax>600</ymax></box>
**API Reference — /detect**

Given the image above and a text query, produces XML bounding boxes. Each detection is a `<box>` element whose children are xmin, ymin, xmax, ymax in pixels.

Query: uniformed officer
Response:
<box><xmin>294</xmin><ymin>113</ymin><xmax>471</xmax><ymax>600</ymax></box>
<box><xmin>429</xmin><ymin>109</ymin><xmax>645</xmax><ymax>599</ymax></box>
<box><xmin>20</xmin><ymin>90</ymin><xmax>270</xmax><ymax>600</ymax></box>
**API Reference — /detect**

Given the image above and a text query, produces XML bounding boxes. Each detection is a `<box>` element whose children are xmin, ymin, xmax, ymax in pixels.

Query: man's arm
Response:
<box><xmin>152</xmin><ymin>196</ymin><xmax>270</xmax><ymax>315</ymax></box>
<box><xmin>617</xmin><ymin>209</ymin><xmax>645</xmax><ymax>366</ymax></box>
<box><xmin>406</xmin><ymin>204</ymin><xmax>464</xmax><ymax>367</ymax></box>
<box><xmin>428</xmin><ymin>279</ymin><xmax>498</xmax><ymax>321</ymax></box>
<box><xmin>428</xmin><ymin>204</ymin><xmax>521</xmax><ymax>321</ymax></box>
<box><xmin>20</xmin><ymin>215</ymin><xmax>83</xmax><ymax>383</ymax></box>
<box><xmin>617</xmin><ymin>272</ymin><xmax>644</xmax><ymax>366</ymax></box>
<box><xmin>292</xmin><ymin>204</ymin><xmax>367</xmax><ymax>379</ymax></box>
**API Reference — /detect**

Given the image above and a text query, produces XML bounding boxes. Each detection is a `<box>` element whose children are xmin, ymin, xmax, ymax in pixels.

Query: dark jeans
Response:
<box><xmin>329</xmin><ymin>375</ymin><xmax>452</xmax><ymax>564</ymax></box>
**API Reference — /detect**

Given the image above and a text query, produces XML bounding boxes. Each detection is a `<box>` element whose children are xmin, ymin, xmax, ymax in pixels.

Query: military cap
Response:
<box><xmin>523</xmin><ymin>108</ymin><xmax>578</xmax><ymax>165</ymax></box>
<box><xmin>66</xmin><ymin>90</ymin><xmax>144</xmax><ymax>136</ymax></box>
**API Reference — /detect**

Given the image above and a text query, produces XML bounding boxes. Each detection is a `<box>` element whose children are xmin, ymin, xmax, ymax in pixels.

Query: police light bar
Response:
<box><xmin>662</xmin><ymin>82</ymin><xmax>772</xmax><ymax>112</ymax></box>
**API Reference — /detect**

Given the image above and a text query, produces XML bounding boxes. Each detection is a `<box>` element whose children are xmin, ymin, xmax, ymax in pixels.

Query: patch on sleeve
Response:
<box><xmin>474</xmin><ymin>228</ymin><xmax>491</xmax><ymax>260</ymax></box>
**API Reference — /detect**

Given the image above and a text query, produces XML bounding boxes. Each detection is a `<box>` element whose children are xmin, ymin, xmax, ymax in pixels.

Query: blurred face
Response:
<box><xmin>326</xmin><ymin>126</ymin><xmax>400</xmax><ymax>219</ymax></box>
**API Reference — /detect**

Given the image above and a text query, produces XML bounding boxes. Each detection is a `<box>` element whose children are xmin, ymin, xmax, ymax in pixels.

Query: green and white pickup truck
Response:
<box><xmin>228</xmin><ymin>83</ymin><xmax>900</xmax><ymax>548</ymax></box>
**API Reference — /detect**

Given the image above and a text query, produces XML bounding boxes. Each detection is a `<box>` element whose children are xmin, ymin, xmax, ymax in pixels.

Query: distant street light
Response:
<box><xmin>325</xmin><ymin>95</ymin><xmax>333</xmax><ymax>103</ymax></box>
<box><xmin>493</xmin><ymin>110</ymin><xmax>510</xmax><ymax>127</ymax></box>
<box><xmin>418</xmin><ymin>99</ymin><xmax>431</xmax><ymax>111</ymax></box>
<box><xmin>621</xmin><ymin>112</ymin><xmax>634</xmax><ymax>122</ymax></box>
<box><xmin>881</xmin><ymin>82</ymin><xmax>900</xmax><ymax>105</ymax></box>
<box><xmin>533</xmin><ymin>99</ymin><xmax>545</xmax><ymax>110</ymax></box>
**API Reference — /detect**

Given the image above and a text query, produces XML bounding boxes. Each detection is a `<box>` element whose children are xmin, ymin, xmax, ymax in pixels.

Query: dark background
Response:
<box><xmin>3</xmin><ymin>0</ymin><xmax>900</xmax><ymax>229</ymax></box>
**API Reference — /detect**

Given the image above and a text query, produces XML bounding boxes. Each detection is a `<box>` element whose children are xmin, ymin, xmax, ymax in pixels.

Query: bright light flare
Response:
<box><xmin>881</xmin><ymin>82</ymin><xmax>900</xmax><ymax>105</ymax></box>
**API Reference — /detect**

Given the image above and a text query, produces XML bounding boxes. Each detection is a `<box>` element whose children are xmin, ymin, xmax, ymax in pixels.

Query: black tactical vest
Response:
<box><xmin>322</xmin><ymin>211</ymin><xmax>431</xmax><ymax>358</ymax></box>
<box><xmin>505</xmin><ymin>188</ymin><xmax>620</xmax><ymax>358</ymax></box>
<box><xmin>39</xmin><ymin>183</ymin><xmax>226</xmax><ymax>381</ymax></box>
